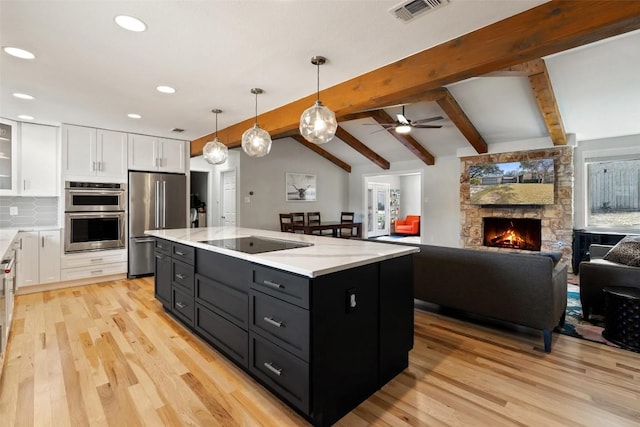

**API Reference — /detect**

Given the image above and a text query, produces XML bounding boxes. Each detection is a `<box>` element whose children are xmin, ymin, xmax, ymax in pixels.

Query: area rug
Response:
<box><xmin>560</xmin><ymin>284</ymin><xmax>619</xmax><ymax>348</ymax></box>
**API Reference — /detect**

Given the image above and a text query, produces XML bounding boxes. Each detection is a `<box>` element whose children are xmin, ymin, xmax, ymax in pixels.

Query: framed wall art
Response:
<box><xmin>286</xmin><ymin>172</ymin><xmax>316</xmax><ymax>201</ymax></box>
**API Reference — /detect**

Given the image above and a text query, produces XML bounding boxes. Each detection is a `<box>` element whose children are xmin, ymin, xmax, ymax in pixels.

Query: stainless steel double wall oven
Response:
<box><xmin>64</xmin><ymin>181</ymin><xmax>126</xmax><ymax>252</ymax></box>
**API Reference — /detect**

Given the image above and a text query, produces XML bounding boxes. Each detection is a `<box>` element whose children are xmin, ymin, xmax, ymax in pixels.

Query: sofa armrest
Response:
<box><xmin>589</xmin><ymin>244</ymin><xmax>613</xmax><ymax>260</ymax></box>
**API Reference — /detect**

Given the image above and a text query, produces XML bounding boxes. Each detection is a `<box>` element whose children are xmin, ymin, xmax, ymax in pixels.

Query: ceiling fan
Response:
<box><xmin>365</xmin><ymin>106</ymin><xmax>443</xmax><ymax>134</ymax></box>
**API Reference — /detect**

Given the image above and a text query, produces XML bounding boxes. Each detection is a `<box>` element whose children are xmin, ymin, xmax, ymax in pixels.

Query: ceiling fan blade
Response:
<box><xmin>412</xmin><ymin>116</ymin><xmax>444</xmax><ymax>124</ymax></box>
<box><xmin>396</xmin><ymin>114</ymin><xmax>410</xmax><ymax>125</ymax></box>
<box><xmin>412</xmin><ymin>124</ymin><xmax>443</xmax><ymax>129</ymax></box>
<box><xmin>363</xmin><ymin>123</ymin><xmax>395</xmax><ymax>127</ymax></box>
<box><xmin>370</xmin><ymin>128</ymin><xmax>391</xmax><ymax>134</ymax></box>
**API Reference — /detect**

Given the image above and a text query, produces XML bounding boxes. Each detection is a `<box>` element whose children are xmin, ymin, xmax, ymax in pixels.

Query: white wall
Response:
<box><xmin>239</xmin><ymin>137</ymin><xmax>350</xmax><ymax>230</ymax></box>
<box><xmin>573</xmin><ymin>133</ymin><xmax>640</xmax><ymax>230</ymax></box>
<box><xmin>190</xmin><ymin>150</ymin><xmax>241</xmax><ymax>227</ymax></box>
<box><xmin>399</xmin><ymin>174</ymin><xmax>420</xmax><ymax>218</ymax></box>
<box><xmin>349</xmin><ymin>156</ymin><xmax>461</xmax><ymax>247</ymax></box>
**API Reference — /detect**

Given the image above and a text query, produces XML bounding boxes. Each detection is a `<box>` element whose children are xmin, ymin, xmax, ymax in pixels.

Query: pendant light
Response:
<box><xmin>299</xmin><ymin>55</ymin><xmax>337</xmax><ymax>145</ymax></box>
<box><xmin>241</xmin><ymin>88</ymin><xmax>272</xmax><ymax>157</ymax></box>
<box><xmin>202</xmin><ymin>109</ymin><xmax>229</xmax><ymax>165</ymax></box>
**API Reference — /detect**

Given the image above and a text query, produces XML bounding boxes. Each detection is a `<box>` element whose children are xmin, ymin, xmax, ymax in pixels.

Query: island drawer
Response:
<box><xmin>172</xmin><ymin>259</ymin><xmax>195</xmax><ymax>294</ymax></box>
<box><xmin>195</xmin><ymin>303</ymin><xmax>248</xmax><ymax>369</ymax></box>
<box><xmin>249</xmin><ymin>290</ymin><xmax>309</xmax><ymax>361</ymax></box>
<box><xmin>172</xmin><ymin>287</ymin><xmax>194</xmax><ymax>327</ymax></box>
<box><xmin>251</xmin><ymin>265</ymin><xmax>309</xmax><ymax>309</ymax></box>
<box><xmin>154</xmin><ymin>238</ymin><xmax>171</xmax><ymax>255</ymax></box>
<box><xmin>172</xmin><ymin>242</ymin><xmax>195</xmax><ymax>265</ymax></box>
<box><xmin>196</xmin><ymin>249</ymin><xmax>250</xmax><ymax>292</ymax></box>
<box><xmin>196</xmin><ymin>274</ymin><xmax>248</xmax><ymax>330</ymax></box>
<box><xmin>249</xmin><ymin>332</ymin><xmax>309</xmax><ymax>414</ymax></box>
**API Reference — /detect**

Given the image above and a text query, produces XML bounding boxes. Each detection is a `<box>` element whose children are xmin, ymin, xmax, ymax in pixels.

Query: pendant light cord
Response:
<box><xmin>316</xmin><ymin>62</ymin><xmax>320</xmax><ymax>103</ymax></box>
<box><xmin>215</xmin><ymin>112</ymin><xmax>218</xmax><ymax>138</ymax></box>
<box><xmin>255</xmin><ymin>91</ymin><xmax>258</xmax><ymax>125</ymax></box>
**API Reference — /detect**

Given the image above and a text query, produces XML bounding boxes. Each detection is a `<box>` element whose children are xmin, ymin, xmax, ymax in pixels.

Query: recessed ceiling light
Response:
<box><xmin>156</xmin><ymin>85</ymin><xmax>176</xmax><ymax>94</ymax></box>
<box><xmin>114</xmin><ymin>15</ymin><xmax>147</xmax><ymax>32</ymax></box>
<box><xmin>13</xmin><ymin>93</ymin><xmax>35</xmax><ymax>100</ymax></box>
<box><xmin>18</xmin><ymin>115</ymin><xmax>34</xmax><ymax>120</ymax></box>
<box><xmin>128</xmin><ymin>113</ymin><xmax>142</xmax><ymax>119</ymax></box>
<box><xmin>3</xmin><ymin>46</ymin><xmax>35</xmax><ymax>59</ymax></box>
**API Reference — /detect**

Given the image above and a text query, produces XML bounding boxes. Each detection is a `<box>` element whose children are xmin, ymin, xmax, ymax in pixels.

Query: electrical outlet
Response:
<box><xmin>9</xmin><ymin>206</ymin><xmax>18</xmax><ymax>216</ymax></box>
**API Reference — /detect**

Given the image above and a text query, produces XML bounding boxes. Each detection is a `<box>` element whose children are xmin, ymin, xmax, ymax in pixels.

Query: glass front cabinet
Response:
<box><xmin>0</xmin><ymin>118</ymin><xmax>18</xmax><ymax>195</ymax></box>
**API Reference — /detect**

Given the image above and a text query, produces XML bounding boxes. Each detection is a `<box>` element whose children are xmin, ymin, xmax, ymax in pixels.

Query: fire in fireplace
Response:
<box><xmin>483</xmin><ymin>217</ymin><xmax>542</xmax><ymax>251</ymax></box>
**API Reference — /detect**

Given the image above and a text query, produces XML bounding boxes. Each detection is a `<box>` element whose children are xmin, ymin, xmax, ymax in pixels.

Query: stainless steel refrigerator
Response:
<box><xmin>128</xmin><ymin>171</ymin><xmax>186</xmax><ymax>277</ymax></box>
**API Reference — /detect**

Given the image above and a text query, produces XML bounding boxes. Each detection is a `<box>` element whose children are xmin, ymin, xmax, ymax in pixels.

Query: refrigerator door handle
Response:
<box><xmin>154</xmin><ymin>180</ymin><xmax>160</xmax><ymax>229</ymax></box>
<box><xmin>162</xmin><ymin>180</ymin><xmax>167</xmax><ymax>228</ymax></box>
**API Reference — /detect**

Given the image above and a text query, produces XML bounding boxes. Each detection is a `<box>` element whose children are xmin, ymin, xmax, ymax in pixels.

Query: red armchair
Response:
<box><xmin>395</xmin><ymin>215</ymin><xmax>420</xmax><ymax>235</ymax></box>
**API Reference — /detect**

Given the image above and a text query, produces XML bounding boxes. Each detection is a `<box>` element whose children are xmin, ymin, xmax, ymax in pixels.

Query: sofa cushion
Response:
<box><xmin>603</xmin><ymin>235</ymin><xmax>640</xmax><ymax>267</ymax></box>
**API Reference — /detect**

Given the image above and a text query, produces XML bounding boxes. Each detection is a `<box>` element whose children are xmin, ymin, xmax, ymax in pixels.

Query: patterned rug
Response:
<box><xmin>560</xmin><ymin>283</ymin><xmax>619</xmax><ymax>348</ymax></box>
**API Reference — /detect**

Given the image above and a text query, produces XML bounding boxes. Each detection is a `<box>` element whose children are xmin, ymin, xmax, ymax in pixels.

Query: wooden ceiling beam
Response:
<box><xmin>528</xmin><ymin>60</ymin><xmax>568</xmax><ymax>146</ymax></box>
<box><xmin>436</xmin><ymin>88</ymin><xmax>488</xmax><ymax>154</ymax></box>
<box><xmin>191</xmin><ymin>2</ymin><xmax>640</xmax><ymax>156</ymax></box>
<box><xmin>370</xmin><ymin>110</ymin><xmax>435</xmax><ymax>165</ymax></box>
<box><xmin>290</xmin><ymin>135</ymin><xmax>352</xmax><ymax>173</ymax></box>
<box><xmin>334</xmin><ymin>127</ymin><xmax>390</xmax><ymax>170</ymax></box>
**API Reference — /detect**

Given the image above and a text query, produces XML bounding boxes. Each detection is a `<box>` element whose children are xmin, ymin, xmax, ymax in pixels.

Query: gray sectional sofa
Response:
<box><xmin>412</xmin><ymin>244</ymin><xmax>568</xmax><ymax>352</ymax></box>
<box><xmin>580</xmin><ymin>244</ymin><xmax>640</xmax><ymax>319</ymax></box>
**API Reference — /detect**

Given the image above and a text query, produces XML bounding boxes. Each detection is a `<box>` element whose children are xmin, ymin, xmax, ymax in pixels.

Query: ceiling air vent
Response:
<box><xmin>170</xmin><ymin>128</ymin><xmax>185</xmax><ymax>133</ymax></box>
<box><xmin>390</xmin><ymin>0</ymin><xmax>448</xmax><ymax>22</ymax></box>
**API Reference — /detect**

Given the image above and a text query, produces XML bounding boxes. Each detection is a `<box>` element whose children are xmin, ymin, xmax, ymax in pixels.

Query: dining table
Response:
<box><xmin>292</xmin><ymin>221</ymin><xmax>362</xmax><ymax>238</ymax></box>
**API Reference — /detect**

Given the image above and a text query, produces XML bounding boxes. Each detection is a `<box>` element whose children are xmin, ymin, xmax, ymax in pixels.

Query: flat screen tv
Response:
<box><xmin>469</xmin><ymin>158</ymin><xmax>555</xmax><ymax>205</ymax></box>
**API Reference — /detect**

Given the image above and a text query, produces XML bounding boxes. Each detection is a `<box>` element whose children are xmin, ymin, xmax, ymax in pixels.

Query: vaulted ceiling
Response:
<box><xmin>2</xmin><ymin>1</ymin><xmax>640</xmax><ymax>171</ymax></box>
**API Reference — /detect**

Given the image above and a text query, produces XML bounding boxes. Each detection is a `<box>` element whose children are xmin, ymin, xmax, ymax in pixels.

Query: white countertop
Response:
<box><xmin>145</xmin><ymin>226</ymin><xmax>419</xmax><ymax>278</ymax></box>
<box><xmin>0</xmin><ymin>226</ymin><xmax>61</xmax><ymax>259</ymax></box>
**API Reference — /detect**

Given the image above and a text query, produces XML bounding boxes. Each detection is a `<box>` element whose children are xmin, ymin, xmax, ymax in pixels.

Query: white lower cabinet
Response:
<box><xmin>60</xmin><ymin>249</ymin><xmax>127</xmax><ymax>281</ymax></box>
<box><xmin>17</xmin><ymin>229</ymin><xmax>61</xmax><ymax>289</ymax></box>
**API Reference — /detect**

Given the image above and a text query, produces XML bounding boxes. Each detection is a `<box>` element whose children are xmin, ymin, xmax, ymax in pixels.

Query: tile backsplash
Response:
<box><xmin>0</xmin><ymin>196</ymin><xmax>59</xmax><ymax>227</ymax></box>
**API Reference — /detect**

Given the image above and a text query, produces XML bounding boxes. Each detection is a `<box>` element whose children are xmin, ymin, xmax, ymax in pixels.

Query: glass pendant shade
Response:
<box><xmin>299</xmin><ymin>101</ymin><xmax>338</xmax><ymax>144</ymax></box>
<box><xmin>242</xmin><ymin>88</ymin><xmax>272</xmax><ymax>157</ymax></box>
<box><xmin>241</xmin><ymin>124</ymin><xmax>272</xmax><ymax>157</ymax></box>
<box><xmin>203</xmin><ymin>137</ymin><xmax>228</xmax><ymax>165</ymax></box>
<box><xmin>203</xmin><ymin>108</ymin><xmax>228</xmax><ymax>165</ymax></box>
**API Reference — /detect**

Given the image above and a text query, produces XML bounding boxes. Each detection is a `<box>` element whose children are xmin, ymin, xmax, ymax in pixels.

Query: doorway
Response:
<box><xmin>190</xmin><ymin>170</ymin><xmax>209</xmax><ymax>227</ymax></box>
<box><xmin>221</xmin><ymin>169</ymin><xmax>237</xmax><ymax>225</ymax></box>
<box><xmin>367</xmin><ymin>183</ymin><xmax>390</xmax><ymax>238</ymax></box>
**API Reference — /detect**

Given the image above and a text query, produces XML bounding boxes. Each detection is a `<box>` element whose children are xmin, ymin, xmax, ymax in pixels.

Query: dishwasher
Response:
<box><xmin>1</xmin><ymin>248</ymin><xmax>16</xmax><ymax>358</ymax></box>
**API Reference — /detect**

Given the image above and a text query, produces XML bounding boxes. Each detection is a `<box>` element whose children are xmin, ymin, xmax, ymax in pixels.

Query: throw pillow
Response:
<box><xmin>538</xmin><ymin>251</ymin><xmax>562</xmax><ymax>266</ymax></box>
<box><xmin>603</xmin><ymin>235</ymin><xmax>640</xmax><ymax>267</ymax></box>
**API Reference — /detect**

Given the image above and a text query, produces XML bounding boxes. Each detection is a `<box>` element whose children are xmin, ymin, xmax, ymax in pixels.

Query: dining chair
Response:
<box><xmin>339</xmin><ymin>211</ymin><xmax>355</xmax><ymax>238</ymax></box>
<box><xmin>307</xmin><ymin>212</ymin><xmax>331</xmax><ymax>236</ymax></box>
<box><xmin>291</xmin><ymin>212</ymin><xmax>305</xmax><ymax>233</ymax></box>
<box><xmin>279</xmin><ymin>213</ymin><xmax>294</xmax><ymax>232</ymax></box>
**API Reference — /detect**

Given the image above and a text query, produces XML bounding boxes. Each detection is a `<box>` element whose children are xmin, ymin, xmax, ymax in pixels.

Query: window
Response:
<box><xmin>587</xmin><ymin>158</ymin><xmax>640</xmax><ymax>228</ymax></box>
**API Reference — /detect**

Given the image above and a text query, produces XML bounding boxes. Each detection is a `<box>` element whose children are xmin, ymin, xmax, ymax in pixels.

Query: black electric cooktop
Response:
<box><xmin>199</xmin><ymin>236</ymin><xmax>313</xmax><ymax>254</ymax></box>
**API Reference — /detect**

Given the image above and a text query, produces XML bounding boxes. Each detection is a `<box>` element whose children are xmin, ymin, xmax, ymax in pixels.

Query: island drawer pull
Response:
<box><xmin>175</xmin><ymin>273</ymin><xmax>185</xmax><ymax>280</ymax></box>
<box><xmin>176</xmin><ymin>302</ymin><xmax>187</xmax><ymax>309</ymax></box>
<box><xmin>262</xmin><ymin>280</ymin><xmax>283</xmax><ymax>289</ymax></box>
<box><xmin>264</xmin><ymin>362</ymin><xmax>282</xmax><ymax>376</ymax></box>
<box><xmin>175</xmin><ymin>251</ymin><xmax>185</xmax><ymax>256</ymax></box>
<box><xmin>90</xmin><ymin>258</ymin><xmax>103</xmax><ymax>262</ymax></box>
<box><xmin>90</xmin><ymin>270</ymin><xmax>103</xmax><ymax>275</ymax></box>
<box><xmin>263</xmin><ymin>316</ymin><xmax>283</xmax><ymax>328</ymax></box>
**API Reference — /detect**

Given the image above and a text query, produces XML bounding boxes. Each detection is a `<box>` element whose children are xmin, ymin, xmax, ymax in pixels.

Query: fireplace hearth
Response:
<box><xmin>483</xmin><ymin>217</ymin><xmax>542</xmax><ymax>251</ymax></box>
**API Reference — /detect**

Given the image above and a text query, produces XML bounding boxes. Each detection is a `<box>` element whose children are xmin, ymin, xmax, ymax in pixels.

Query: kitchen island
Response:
<box><xmin>145</xmin><ymin>227</ymin><xmax>418</xmax><ymax>427</ymax></box>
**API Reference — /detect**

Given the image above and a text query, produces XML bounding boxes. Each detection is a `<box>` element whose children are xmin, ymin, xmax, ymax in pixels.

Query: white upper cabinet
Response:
<box><xmin>0</xmin><ymin>118</ymin><xmax>18</xmax><ymax>195</ymax></box>
<box><xmin>128</xmin><ymin>134</ymin><xmax>186</xmax><ymax>173</ymax></box>
<box><xmin>62</xmin><ymin>124</ymin><xmax>127</xmax><ymax>181</ymax></box>
<box><xmin>19</xmin><ymin>122</ymin><xmax>59</xmax><ymax>196</ymax></box>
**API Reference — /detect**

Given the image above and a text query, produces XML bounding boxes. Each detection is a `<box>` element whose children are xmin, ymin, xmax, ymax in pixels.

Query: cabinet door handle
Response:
<box><xmin>262</xmin><ymin>280</ymin><xmax>283</xmax><ymax>289</ymax></box>
<box><xmin>176</xmin><ymin>302</ymin><xmax>186</xmax><ymax>309</ymax></box>
<box><xmin>20</xmin><ymin>238</ymin><xmax>23</xmax><ymax>250</ymax></box>
<box><xmin>90</xmin><ymin>258</ymin><xmax>103</xmax><ymax>262</ymax></box>
<box><xmin>92</xmin><ymin>161</ymin><xmax>96</xmax><ymax>171</ymax></box>
<box><xmin>90</xmin><ymin>270</ymin><xmax>103</xmax><ymax>275</ymax></box>
<box><xmin>263</xmin><ymin>317</ymin><xmax>283</xmax><ymax>328</ymax></box>
<box><xmin>263</xmin><ymin>362</ymin><xmax>282</xmax><ymax>376</ymax></box>
<box><xmin>42</xmin><ymin>236</ymin><xmax>45</xmax><ymax>247</ymax></box>
<box><xmin>175</xmin><ymin>274</ymin><xmax>185</xmax><ymax>280</ymax></box>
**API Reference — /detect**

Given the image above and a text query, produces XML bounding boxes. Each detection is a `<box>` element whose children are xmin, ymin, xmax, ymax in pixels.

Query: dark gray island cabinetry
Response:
<box><xmin>152</xmin><ymin>232</ymin><xmax>415</xmax><ymax>427</ymax></box>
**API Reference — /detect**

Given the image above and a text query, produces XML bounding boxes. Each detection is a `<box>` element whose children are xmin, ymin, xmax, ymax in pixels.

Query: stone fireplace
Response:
<box><xmin>483</xmin><ymin>217</ymin><xmax>541</xmax><ymax>251</ymax></box>
<box><xmin>460</xmin><ymin>147</ymin><xmax>574</xmax><ymax>270</ymax></box>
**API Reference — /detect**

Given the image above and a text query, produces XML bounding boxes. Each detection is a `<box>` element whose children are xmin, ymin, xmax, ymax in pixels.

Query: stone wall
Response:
<box><xmin>460</xmin><ymin>147</ymin><xmax>574</xmax><ymax>271</ymax></box>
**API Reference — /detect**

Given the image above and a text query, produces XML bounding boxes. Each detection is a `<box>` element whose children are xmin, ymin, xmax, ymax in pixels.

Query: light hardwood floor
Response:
<box><xmin>1</xmin><ymin>277</ymin><xmax>639</xmax><ymax>426</ymax></box>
